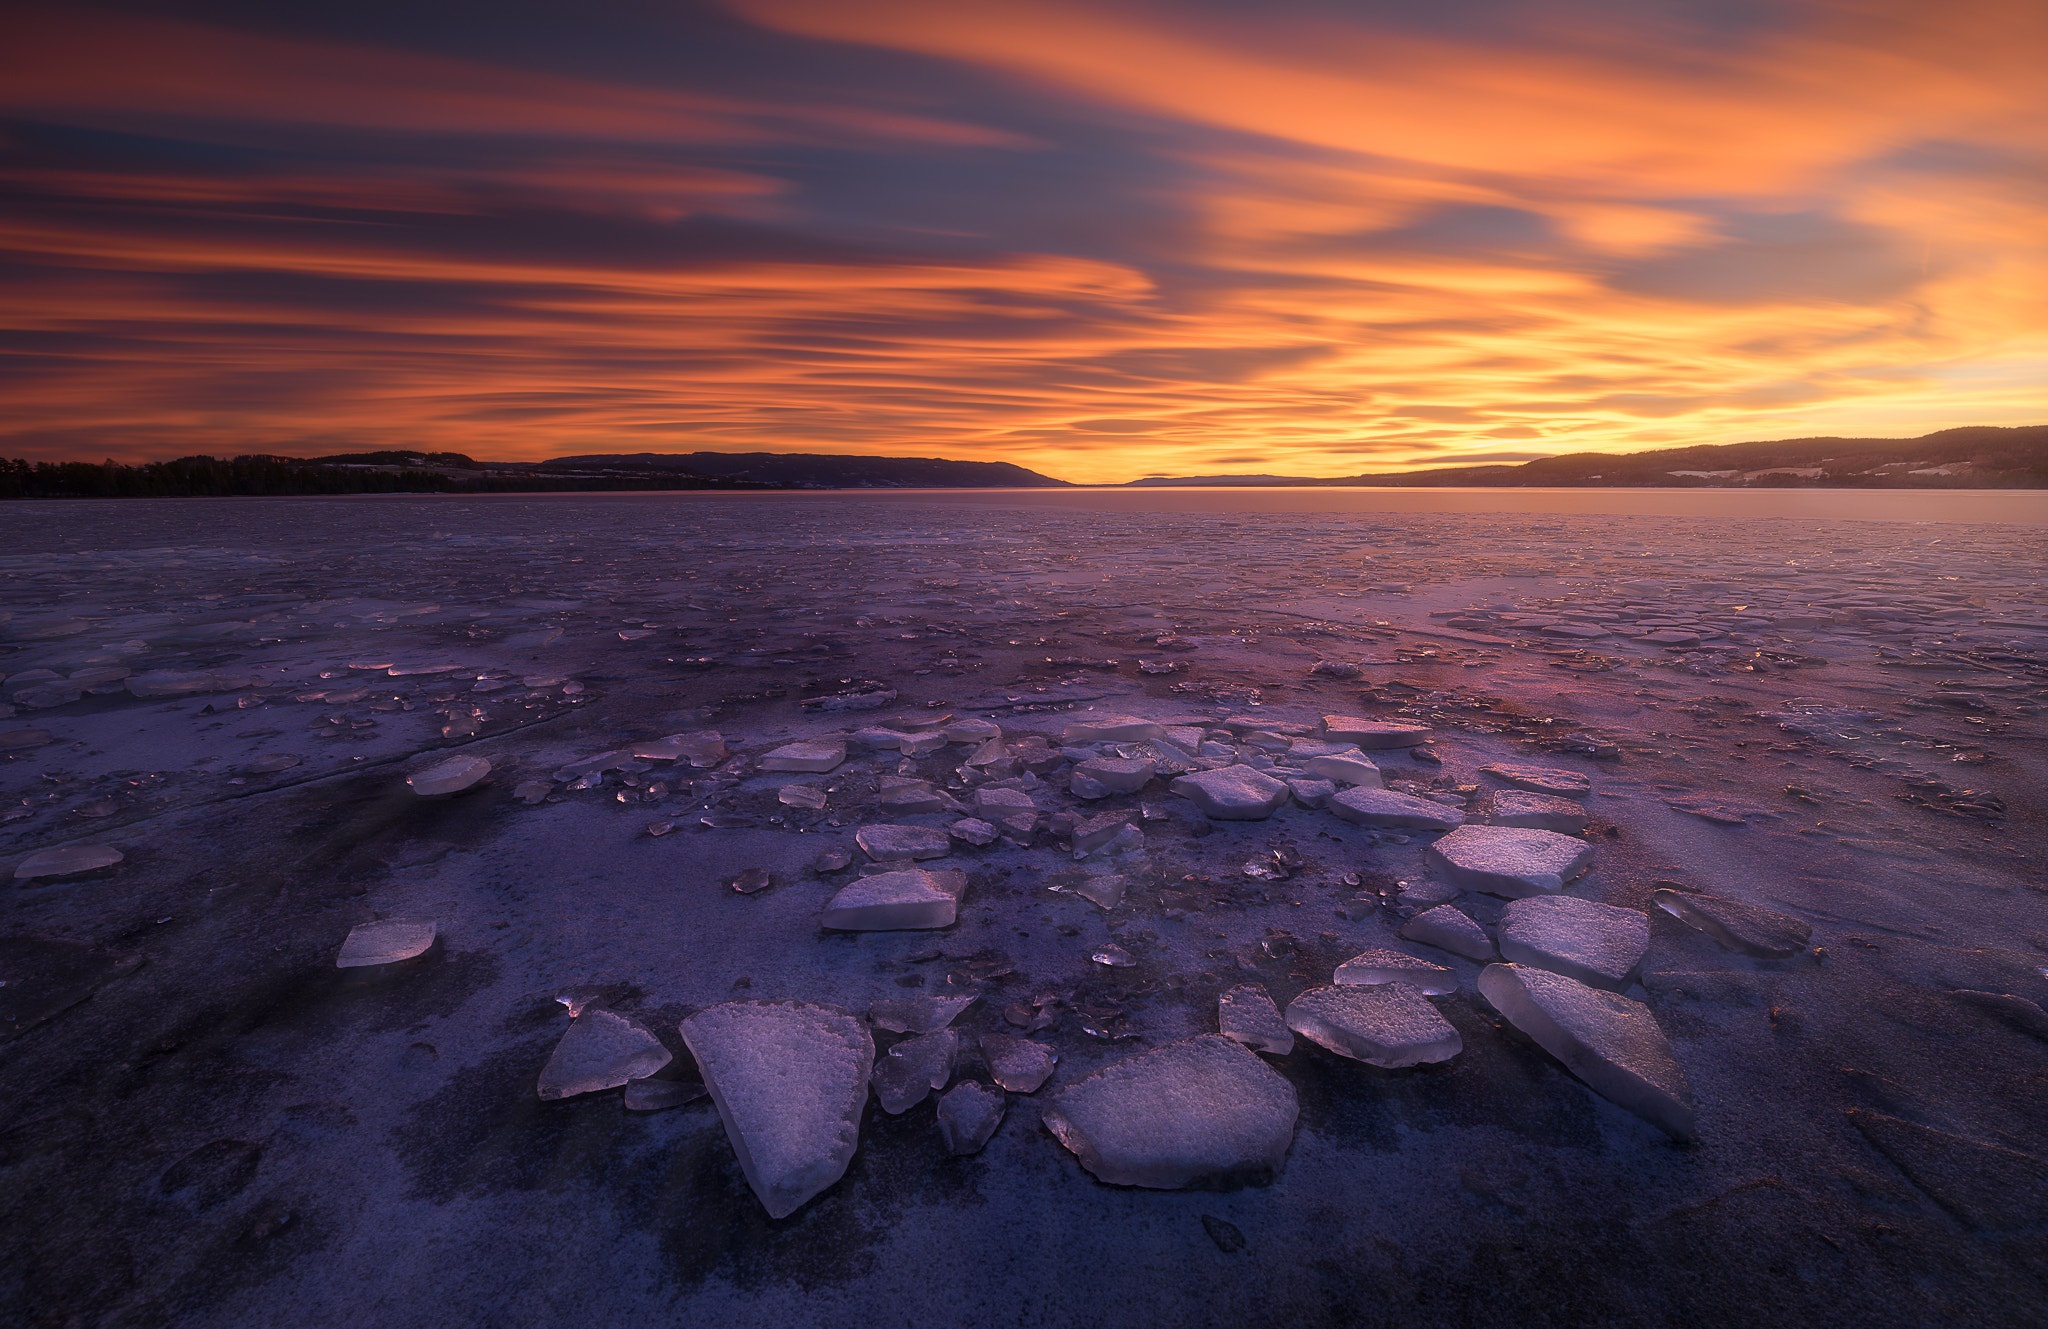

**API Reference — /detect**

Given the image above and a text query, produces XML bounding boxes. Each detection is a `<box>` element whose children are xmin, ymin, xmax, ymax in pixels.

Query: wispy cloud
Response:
<box><xmin>1</xmin><ymin>1</ymin><xmax>2043</xmax><ymax>479</ymax></box>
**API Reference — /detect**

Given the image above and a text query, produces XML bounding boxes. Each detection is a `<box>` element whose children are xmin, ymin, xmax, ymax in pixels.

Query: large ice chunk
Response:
<box><xmin>1480</xmin><ymin>762</ymin><xmax>1592</xmax><ymax>798</ymax></box>
<box><xmin>336</xmin><ymin>919</ymin><xmax>436</xmax><ymax>968</ymax></box>
<box><xmin>1652</xmin><ymin>889</ymin><xmax>1811</xmax><ymax>958</ymax></box>
<box><xmin>821</xmin><ymin>869</ymin><xmax>967</xmax><ymax>930</ymax></box>
<box><xmin>1400</xmin><ymin>905</ymin><xmax>1495</xmax><ymax>961</ymax></box>
<box><xmin>633</xmin><ymin>731</ymin><xmax>727</xmax><ymax>766</ymax></box>
<box><xmin>1071</xmin><ymin>757</ymin><xmax>1157</xmax><ymax>798</ymax></box>
<box><xmin>1301</xmin><ymin>753</ymin><xmax>1383</xmax><ymax>788</ymax></box>
<box><xmin>1486</xmin><ymin>789</ymin><xmax>1588</xmax><ymax>833</ymax></box>
<box><xmin>757</xmin><ymin>739</ymin><xmax>847</xmax><ymax>773</ymax></box>
<box><xmin>1333</xmin><ymin>947</ymin><xmax>1457</xmax><ymax>995</ymax></box>
<box><xmin>855</xmin><ymin>823</ymin><xmax>951</xmax><ymax>861</ymax></box>
<box><xmin>1498</xmin><ymin>895</ymin><xmax>1647</xmax><ymax>989</ymax></box>
<box><xmin>537</xmin><ymin>1009</ymin><xmax>672</xmax><ymax>1100</ymax></box>
<box><xmin>1328</xmin><ymin>786</ymin><xmax>1464</xmax><ymax>830</ymax></box>
<box><xmin>936</xmin><ymin>1080</ymin><xmax>1006</xmax><ymax>1155</ymax></box>
<box><xmin>972</xmin><ymin>786</ymin><xmax>1039</xmax><ymax>837</ymax></box>
<box><xmin>876</xmin><ymin>780</ymin><xmax>952</xmax><ymax>815</ymax></box>
<box><xmin>1428</xmin><ymin>825</ymin><xmax>1592</xmax><ymax>897</ymax></box>
<box><xmin>679</xmin><ymin>1001</ymin><xmax>875</xmax><ymax>1218</ymax></box>
<box><xmin>1320</xmin><ymin>716</ymin><xmax>1431</xmax><ymax>748</ymax></box>
<box><xmin>1042</xmin><ymin>1035</ymin><xmax>1298</xmax><ymax>1188</ymax></box>
<box><xmin>871</xmin><ymin>1029</ymin><xmax>958</xmax><ymax>1113</ymax></box>
<box><xmin>1170</xmin><ymin>765</ymin><xmax>1290</xmax><ymax>820</ymax></box>
<box><xmin>1217</xmin><ymin>983</ymin><xmax>1293</xmax><ymax>1055</ymax></box>
<box><xmin>1477</xmin><ymin>964</ymin><xmax>1695</xmax><ymax>1140</ymax></box>
<box><xmin>978</xmin><ymin>1032</ymin><xmax>1057</xmax><ymax>1092</ymax></box>
<box><xmin>407</xmin><ymin>755</ymin><xmax>490</xmax><ymax>797</ymax></box>
<box><xmin>1284</xmin><ymin>985</ymin><xmax>1462</xmax><ymax>1067</ymax></box>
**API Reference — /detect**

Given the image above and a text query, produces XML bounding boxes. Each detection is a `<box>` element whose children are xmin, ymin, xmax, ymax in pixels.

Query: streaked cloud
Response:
<box><xmin>1</xmin><ymin>0</ymin><xmax>2043</xmax><ymax>480</ymax></box>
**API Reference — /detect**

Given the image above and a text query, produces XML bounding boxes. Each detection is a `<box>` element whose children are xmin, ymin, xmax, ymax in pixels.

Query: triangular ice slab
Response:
<box><xmin>680</xmin><ymin>1001</ymin><xmax>874</xmax><ymax>1218</ymax></box>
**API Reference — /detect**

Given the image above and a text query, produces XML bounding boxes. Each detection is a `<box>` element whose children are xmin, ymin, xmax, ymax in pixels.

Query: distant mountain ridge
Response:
<box><xmin>1131</xmin><ymin>425</ymin><xmax>2048</xmax><ymax>488</ymax></box>
<box><xmin>541</xmin><ymin>451</ymin><xmax>1067</xmax><ymax>488</ymax></box>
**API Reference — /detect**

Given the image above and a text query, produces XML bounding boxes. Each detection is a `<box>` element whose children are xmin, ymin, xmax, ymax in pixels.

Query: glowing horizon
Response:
<box><xmin>4</xmin><ymin>1</ymin><xmax>2046</xmax><ymax>484</ymax></box>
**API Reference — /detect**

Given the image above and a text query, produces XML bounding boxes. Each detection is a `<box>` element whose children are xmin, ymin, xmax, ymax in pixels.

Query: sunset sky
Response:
<box><xmin>4</xmin><ymin>1</ymin><xmax>2046</xmax><ymax>482</ymax></box>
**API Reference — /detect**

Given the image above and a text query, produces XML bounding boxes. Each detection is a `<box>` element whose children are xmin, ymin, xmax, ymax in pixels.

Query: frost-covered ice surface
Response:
<box><xmin>334</xmin><ymin>918</ymin><xmax>437</xmax><ymax>969</ymax></box>
<box><xmin>2</xmin><ymin>492</ymin><xmax>2047</xmax><ymax>1326</ymax></box>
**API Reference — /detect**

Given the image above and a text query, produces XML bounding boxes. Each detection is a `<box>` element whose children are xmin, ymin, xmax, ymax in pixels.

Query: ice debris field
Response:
<box><xmin>2</xmin><ymin>494</ymin><xmax>2046</xmax><ymax>1327</ymax></box>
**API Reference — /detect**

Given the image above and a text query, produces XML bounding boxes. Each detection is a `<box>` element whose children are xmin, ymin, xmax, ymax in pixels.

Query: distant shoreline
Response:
<box><xmin>5</xmin><ymin>423</ymin><xmax>2044</xmax><ymax>498</ymax></box>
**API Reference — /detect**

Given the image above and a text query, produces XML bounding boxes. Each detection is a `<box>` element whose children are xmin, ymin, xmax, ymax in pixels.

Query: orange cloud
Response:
<box><xmin>0</xmin><ymin>1</ymin><xmax>2044</xmax><ymax>481</ymax></box>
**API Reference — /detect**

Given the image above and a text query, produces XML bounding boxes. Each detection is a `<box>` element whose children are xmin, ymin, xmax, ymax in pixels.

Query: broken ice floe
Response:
<box><xmin>1287</xmin><ymin>777</ymin><xmax>1335</xmax><ymax>809</ymax></box>
<box><xmin>820</xmin><ymin>869</ymin><xmax>967</xmax><ymax>930</ymax></box>
<box><xmin>777</xmin><ymin>783</ymin><xmax>828</xmax><ymax>810</ymax></box>
<box><xmin>1217</xmin><ymin>983</ymin><xmax>1293</xmax><ymax>1055</ymax></box>
<box><xmin>872</xmin><ymin>1028</ymin><xmax>958</xmax><ymax>1113</ymax></box>
<box><xmin>1089</xmin><ymin>942</ymin><xmax>1136</xmax><ymax>968</ymax></box>
<box><xmin>1333</xmin><ymin>947</ymin><xmax>1458</xmax><ymax>995</ymax></box>
<box><xmin>727</xmin><ymin>867</ymin><xmax>774</xmax><ymax>894</ymax></box>
<box><xmin>855</xmin><ymin>823</ymin><xmax>951</xmax><ymax>861</ymax></box>
<box><xmin>1063</xmin><ymin>873</ymin><xmax>1126</xmax><ymax>909</ymax></box>
<box><xmin>1427</xmin><ymin>825</ymin><xmax>1592</xmax><ymax>897</ymax></box>
<box><xmin>1485</xmin><ymin>789</ymin><xmax>1589</xmax><ymax>833</ymax></box>
<box><xmin>1069</xmin><ymin>810</ymin><xmax>1132</xmax><ymax>854</ymax></box>
<box><xmin>1400</xmin><ymin>904</ymin><xmax>1495</xmax><ymax>961</ymax></box>
<box><xmin>1042</xmin><ymin>1035</ymin><xmax>1297</xmax><ymax>1189</ymax></box>
<box><xmin>633</xmin><ymin>731</ymin><xmax>728</xmax><ymax>766</ymax></box>
<box><xmin>757</xmin><ymin>739</ymin><xmax>847</xmax><ymax>773</ymax></box>
<box><xmin>1479</xmin><ymin>762</ymin><xmax>1592</xmax><ymax>798</ymax></box>
<box><xmin>1651</xmin><ymin>888</ymin><xmax>1812</xmax><ymax>958</ymax></box>
<box><xmin>335</xmin><ymin>919</ymin><xmax>436</xmax><ymax>968</ymax></box>
<box><xmin>537</xmin><ymin>1009</ymin><xmax>673</xmax><ymax>1101</ymax></box>
<box><xmin>1071</xmin><ymin>756</ymin><xmax>1156</xmax><ymax>798</ymax></box>
<box><xmin>1285</xmin><ymin>984</ymin><xmax>1462</xmax><ymax>1067</ymax></box>
<box><xmin>1321</xmin><ymin>716</ymin><xmax>1431</xmax><ymax>748</ymax></box>
<box><xmin>978</xmin><ymin>1032</ymin><xmax>1057</xmax><ymax>1092</ymax></box>
<box><xmin>1478</xmin><ymin>963</ymin><xmax>1695</xmax><ymax>1140</ymax></box>
<box><xmin>1300</xmin><ymin>752</ymin><xmax>1383</xmax><ymax>787</ymax></box>
<box><xmin>877</xmin><ymin>779</ymin><xmax>954</xmax><ymax>815</ymax></box>
<box><xmin>936</xmin><ymin>1080</ymin><xmax>1006</xmax><ymax>1155</ymax></box>
<box><xmin>406</xmin><ymin>755</ymin><xmax>491</xmax><ymax>797</ymax></box>
<box><xmin>1497</xmin><ymin>896</ymin><xmax>1648</xmax><ymax>989</ymax></box>
<box><xmin>679</xmin><ymin>1000</ymin><xmax>874</xmax><ymax>1218</ymax></box>
<box><xmin>1170</xmin><ymin>765</ymin><xmax>1290</xmax><ymax>820</ymax></box>
<box><xmin>1328</xmin><ymin>786</ymin><xmax>1464</xmax><ymax>830</ymax></box>
<box><xmin>972</xmin><ymin>786</ymin><xmax>1040</xmax><ymax>837</ymax></box>
<box><xmin>949</xmin><ymin>817</ymin><xmax>999</xmax><ymax>845</ymax></box>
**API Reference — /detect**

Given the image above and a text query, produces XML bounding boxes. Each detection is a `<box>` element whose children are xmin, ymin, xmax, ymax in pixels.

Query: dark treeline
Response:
<box><xmin>0</xmin><ymin>455</ymin><xmax>776</xmax><ymax>499</ymax></box>
<box><xmin>1</xmin><ymin>455</ymin><xmax>455</xmax><ymax>499</ymax></box>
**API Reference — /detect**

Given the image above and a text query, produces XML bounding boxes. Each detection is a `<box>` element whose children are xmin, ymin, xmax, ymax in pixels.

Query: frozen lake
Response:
<box><xmin>652</xmin><ymin>485</ymin><xmax>2048</xmax><ymax>524</ymax></box>
<box><xmin>2</xmin><ymin>495</ymin><xmax>2044</xmax><ymax>1327</ymax></box>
